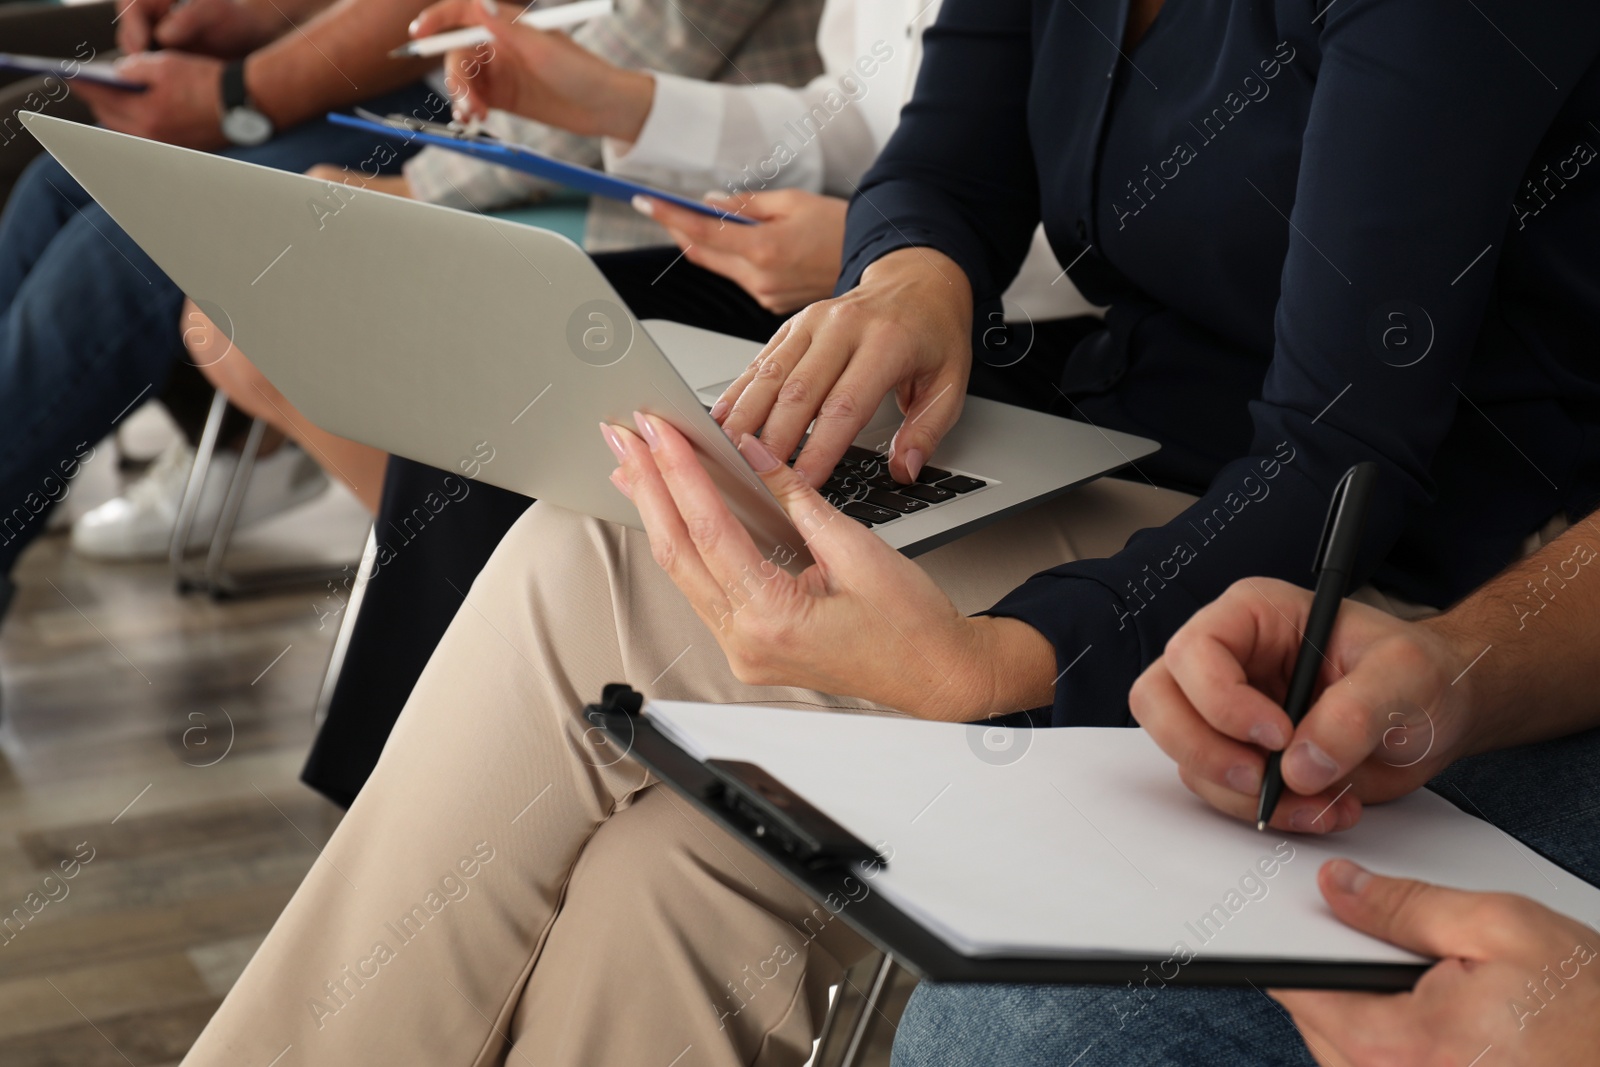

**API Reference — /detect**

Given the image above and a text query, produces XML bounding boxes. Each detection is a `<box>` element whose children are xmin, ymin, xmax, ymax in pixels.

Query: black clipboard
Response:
<box><xmin>588</xmin><ymin>684</ymin><xmax>1429</xmax><ymax>991</ymax></box>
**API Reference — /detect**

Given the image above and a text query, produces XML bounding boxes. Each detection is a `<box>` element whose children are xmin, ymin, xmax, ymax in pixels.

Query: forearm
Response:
<box><xmin>239</xmin><ymin>0</ymin><xmax>334</xmax><ymax>31</ymax></box>
<box><xmin>244</xmin><ymin>0</ymin><xmax>435</xmax><ymax>129</ymax></box>
<box><xmin>1426</xmin><ymin>516</ymin><xmax>1600</xmax><ymax>755</ymax></box>
<box><xmin>973</xmin><ymin>617</ymin><xmax>1056</xmax><ymax>715</ymax></box>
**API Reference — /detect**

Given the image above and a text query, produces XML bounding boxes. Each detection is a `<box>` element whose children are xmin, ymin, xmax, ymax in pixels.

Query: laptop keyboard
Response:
<box><xmin>696</xmin><ymin>394</ymin><xmax>995</xmax><ymax>529</ymax></box>
<box><xmin>821</xmin><ymin>446</ymin><xmax>993</xmax><ymax>528</ymax></box>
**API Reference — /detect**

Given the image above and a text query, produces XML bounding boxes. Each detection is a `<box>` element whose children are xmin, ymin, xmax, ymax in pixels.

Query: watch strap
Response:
<box><xmin>221</xmin><ymin>60</ymin><xmax>250</xmax><ymax>112</ymax></box>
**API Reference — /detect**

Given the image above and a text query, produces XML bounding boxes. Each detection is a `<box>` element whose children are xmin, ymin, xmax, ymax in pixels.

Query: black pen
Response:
<box><xmin>1256</xmin><ymin>461</ymin><xmax>1380</xmax><ymax>831</ymax></box>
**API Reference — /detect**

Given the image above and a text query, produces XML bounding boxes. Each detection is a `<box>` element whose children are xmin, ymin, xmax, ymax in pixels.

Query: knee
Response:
<box><xmin>892</xmin><ymin>983</ymin><xmax>1099</xmax><ymax>1067</ymax></box>
<box><xmin>183</xmin><ymin>300</ymin><xmax>226</xmax><ymax>372</ymax></box>
<box><xmin>14</xmin><ymin>151</ymin><xmax>74</xmax><ymax>203</ymax></box>
<box><xmin>894</xmin><ymin>980</ymin><xmax>1309</xmax><ymax>1066</ymax></box>
<box><xmin>187</xmin><ymin>317</ymin><xmax>279</xmax><ymax>414</ymax></box>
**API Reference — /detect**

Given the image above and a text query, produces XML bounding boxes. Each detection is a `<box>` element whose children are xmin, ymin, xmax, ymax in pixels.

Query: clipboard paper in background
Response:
<box><xmin>589</xmin><ymin>686</ymin><xmax>1600</xmax><ymax>990</ymax></box>
<box><xmin>0</xmin><ymin>54</ymin><xmax>146</xmax><ymax>92</ymax></box>
<box><xmin>326</xmin><ymin>111</ymin><xmax>755</xmax><ymax>224</ymax></box>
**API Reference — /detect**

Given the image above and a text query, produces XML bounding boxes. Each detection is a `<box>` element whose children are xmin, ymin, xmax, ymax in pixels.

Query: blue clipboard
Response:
<box><xmin>0</xmin><ymin>54</ymin><xmax>147</xmax><ymax>92</ymax></box>
<box><xmin>327</xmin><ymin>111</ymin><xmax>756</xmax><ymax>225</ymax></box>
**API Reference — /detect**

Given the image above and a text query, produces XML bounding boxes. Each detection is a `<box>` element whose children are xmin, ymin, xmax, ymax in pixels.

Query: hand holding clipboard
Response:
<box><xmin>0</xmin><ymin>54</ymin><xmax>147</xmax><ymax>92</ymax></box>
<box><xmin>327</xmin><ymin>110</ymin><xmax>756</xmax><ymax>225</ymax></box>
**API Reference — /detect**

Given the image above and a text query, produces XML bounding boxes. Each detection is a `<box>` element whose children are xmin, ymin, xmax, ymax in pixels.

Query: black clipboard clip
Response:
<box><xmin>590</xmin><ymin>685</ymin><xmax>883</xmax><ymax>872</ymax></box>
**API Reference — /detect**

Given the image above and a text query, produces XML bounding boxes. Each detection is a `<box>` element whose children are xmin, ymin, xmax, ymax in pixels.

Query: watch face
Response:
<box><xmin>223</xmin><ymin>107</ymin><xmax>273</xmax><ymax>147</ymax></box>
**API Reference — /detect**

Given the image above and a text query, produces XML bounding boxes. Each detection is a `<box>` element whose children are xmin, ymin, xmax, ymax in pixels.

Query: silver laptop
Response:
<box><xmin>23</xmin><ymin>113</ymin><xmax>1156</xmax><ymax>569</ymax></box>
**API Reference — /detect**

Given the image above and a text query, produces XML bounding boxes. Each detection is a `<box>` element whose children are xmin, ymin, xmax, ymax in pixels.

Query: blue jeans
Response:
<box><xmin>0</xmin><ymin>82</ymin><xmax>440</xmax><ymax>577</ymax></box>
<box><xmin>892</xmin><ymin>727</ymin><xmax>1600</xmax><ymax>1067</ymax></box>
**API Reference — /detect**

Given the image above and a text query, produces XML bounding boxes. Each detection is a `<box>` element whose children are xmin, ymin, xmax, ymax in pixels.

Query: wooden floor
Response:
<box><xmin>0</xmin><ymin>531</ymin><xmax>345</xmax><ymax>1066</ymax></box>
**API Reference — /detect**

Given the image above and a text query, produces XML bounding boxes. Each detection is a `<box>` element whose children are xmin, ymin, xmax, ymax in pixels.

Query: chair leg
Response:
<box><xmin>171</xmin><ymin>392</ymin><xmax>361</xmax><ymax>599</ymax></box>
<box><xmin>839</xmin><ymin>953</ymin><xmax>897</xmax><ymax>1067</ymax></box>
<box><xmin>201</xmin><ymin>417</ymin><xmax>266</xmax><ymax>589</ymax></box>
<box><xmin>312</xmin><ymin>527</ymin><xmax>376</xmax><ymax>730</ymax></box>
<box><xmin>810</xmin><ymin>972</ymin><xmax>854</xmax><ymax>1066</ymax></box>
<box><xmin>812</xmin><ymin>950</ymin><xmax>900</xmax><ymax>1067</ymax></box>
<box><xmin>169</xmin><ymin>390</ymin><xmax>230</xmax><ymax>590</ymax></box>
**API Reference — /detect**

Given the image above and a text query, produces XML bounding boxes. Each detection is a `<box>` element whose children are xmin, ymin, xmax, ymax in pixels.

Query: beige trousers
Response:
<box><xmin>179</xmin><ymin>478</ymin><xmax>1196</xmax><ymax>1067</ymax></box>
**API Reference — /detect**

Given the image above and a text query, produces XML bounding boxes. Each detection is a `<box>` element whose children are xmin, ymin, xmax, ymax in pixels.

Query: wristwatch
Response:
<box><xmin>220</xmin><ymin>60</ymin><xmax>274</xmax><ymax>147</ymax></box>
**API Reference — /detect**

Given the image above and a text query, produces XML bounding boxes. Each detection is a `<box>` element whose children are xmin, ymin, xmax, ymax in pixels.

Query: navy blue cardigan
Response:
<box><xmin>839</xmin><ymin>0</ymin><xmax>1600</xmax><ymax>726</ymax></box>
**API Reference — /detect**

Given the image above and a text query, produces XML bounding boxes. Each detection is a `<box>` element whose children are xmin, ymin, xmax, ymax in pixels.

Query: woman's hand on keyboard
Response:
<box><xmin>713</xmin><ymin>246</ymin><xmax>974</xmax><ymax>488</ymax></box>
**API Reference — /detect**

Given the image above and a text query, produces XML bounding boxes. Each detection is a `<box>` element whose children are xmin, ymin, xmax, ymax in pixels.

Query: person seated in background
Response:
<box><xmin>291</xmin><ymin>0</ymin><xmax>1095</xmax><ymax>808</ymax></box>
<box><xmin>0</xmin><ymin>0</ymin><xmax>447</xmax><ymax>604</ymax></box>
<box><xmin>0</xmin><ymin>0</ymin><xmax>331</xmax><ymax>562</ymax></box>
<box><xmin>894</xmin><ymin>517</ymin><xmax>1600</xmax><ymax>1066</ymax></box>
<box><xmin>88</xmin><ymin>0</ymin><xmax>826</xmax><ymax>540</ymax></box>
<box><xmin>170</xmin><ymin>2</ymin><xmax>1600</xmax><ymax>1064</ymax></box>
<box><xmin>175</xmin><ymin>0</ymin><xmax>832</xmax><ymax>515</ymax></box>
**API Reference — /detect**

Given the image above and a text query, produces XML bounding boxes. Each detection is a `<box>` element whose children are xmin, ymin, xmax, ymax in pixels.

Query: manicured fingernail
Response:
<box><xmin>1225</xmin><ymin>764</ymin><xmax>1260</xmax><ymax>795</ymax></box>
<box><xmin>1284</xmin><ymin>740</ymin><xmax>1339</xmax><ymax>792</ymax></box>
<box><xmin>632</xmin><ymin>411</ymin><xmax>660</xmax><ymax>450</ymax></box>
<box><xmin>709</xmin><ymin>398</ymin><xmax>729</xmax><ymax>421</ymax></box>
<box><xmin>1249</xmin><ymin>721</ymin><xmax>1286</xmax><ymax>750</ymax></box>
<box><xmin>1326</xmin><ymin>859</ymin><xmax>1372</xmax><ymax>895</ymax></box>
<box><xmin>609</xmin><ymin>468</ymin><xmax>632</xmax><ymax>499</ymax></box>
<box><xmin>738</xmin><ymin>434</ymin><xmax>779</xmax><ymax>472</ymax></box>
<box><xmin>479</xmin><ymin>0</ymin><xmax>497</xmax><ymax>15</ymax></box>
<box><xmin>599</xmin><ymin>422</ymin><xmax>625</xmax><ymax>462</ymax></box>
<box><xmin>904</xmin><ymin>448</ymin><xmax>925</xmax><ymax>482</ymax></box>
<box><xmin>631</xmin><ymin>195</ymin><xmax>654</xmax><ymax>217</ymax></box>
<box><xmin>408</xmin><ymin>16</ymin><xmax>423</xmax><ymax>34</ymax></box>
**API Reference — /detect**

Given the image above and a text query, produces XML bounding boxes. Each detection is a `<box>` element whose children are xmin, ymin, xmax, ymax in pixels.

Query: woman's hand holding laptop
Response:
<box><xmin>713</xmin><ymin>246</ymin><xmax>975</xmax><ymax>487</ymax></box>
<box><xmin>601</xmin><ymin>412</ymin><xmax>1056</xmax><ymax>722</ymax></box>
<box><xmin>410</xmin><ymin>0</ymin><xmax>654</xmax><ymax>139</ymax></box>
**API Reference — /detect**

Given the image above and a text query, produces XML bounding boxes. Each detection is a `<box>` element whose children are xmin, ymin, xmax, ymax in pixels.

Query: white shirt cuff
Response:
<box><xmin>603</xmin><ymin>72</ymin><xmax>726</xmax><ymax>177</ymax></box>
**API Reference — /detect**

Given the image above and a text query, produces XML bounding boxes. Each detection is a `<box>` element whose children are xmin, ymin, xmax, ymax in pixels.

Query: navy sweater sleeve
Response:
<box><xmin>837</xmin><ymin>0</ymin><xmax>1040</xmax><ymax>305</ymax></box>
<box><xmin>839</xmin><ymin>0</ymin><xmax>1600</xmax><ymax>725</ymax></box>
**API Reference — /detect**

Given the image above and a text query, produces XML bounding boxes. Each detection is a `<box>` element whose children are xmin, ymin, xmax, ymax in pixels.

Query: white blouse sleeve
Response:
<box><xmin>601</xmin><ymin>65</ymin><xmax>885</xmax><ymax>200</ymax></box>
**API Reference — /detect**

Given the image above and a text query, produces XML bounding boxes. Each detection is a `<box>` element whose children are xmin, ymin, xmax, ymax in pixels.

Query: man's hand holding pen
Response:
<box><xmin>1128</xmin><ymin>576</ymin><xmax>1474</xmax><ymax>835</ymax></box>
<box><xmin>1132</xmin><ymin>573</ymin><xmax>1600</xmax><ymax>1065</ymax></box>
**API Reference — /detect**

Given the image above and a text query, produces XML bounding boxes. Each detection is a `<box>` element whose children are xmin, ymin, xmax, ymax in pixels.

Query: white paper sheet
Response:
<box><xmin>648</xmin><ymin>701</ymin><xmax>1600</xmax><ymax>965</ymax></box>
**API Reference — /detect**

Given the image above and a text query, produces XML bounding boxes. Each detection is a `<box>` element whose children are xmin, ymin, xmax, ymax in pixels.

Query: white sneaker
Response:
<box><xmin>71</xmin><ymin>440</ymin><xmax>330</xmax><ymax>561</ymax></box>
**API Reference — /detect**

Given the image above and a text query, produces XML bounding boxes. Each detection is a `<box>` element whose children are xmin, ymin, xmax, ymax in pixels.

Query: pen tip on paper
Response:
<box><xmin>1256</xmin><ymin>820</ymin><xmax>1267</xmax><ymax>832</ymax></box>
